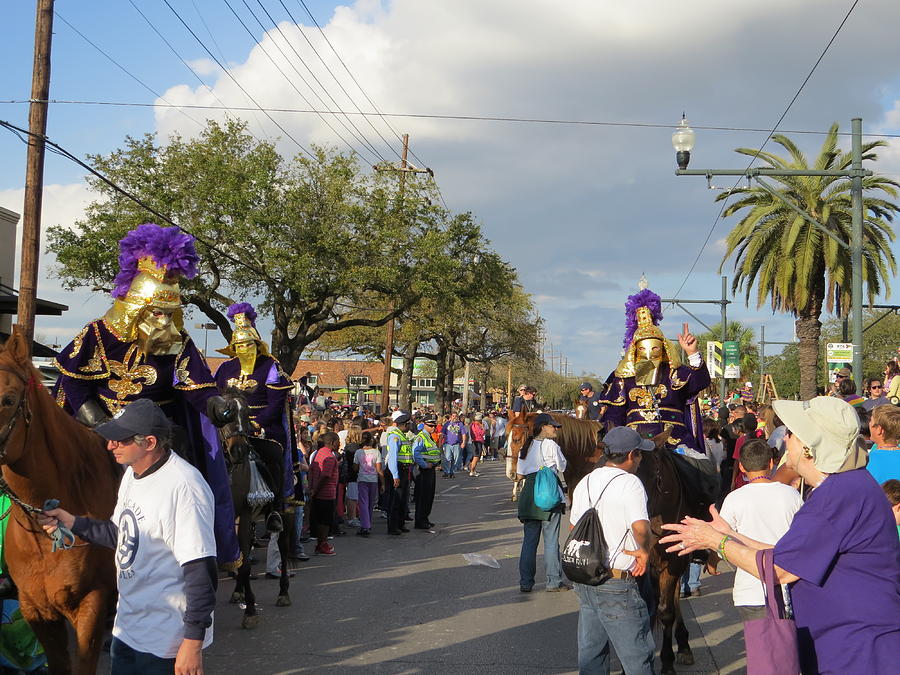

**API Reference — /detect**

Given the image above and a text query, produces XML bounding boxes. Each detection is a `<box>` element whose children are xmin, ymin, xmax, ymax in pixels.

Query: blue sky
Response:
<box><xmin>3</xmin><ymin>1</ymin><xmax>900</xmax><ymax>377</ymax></box>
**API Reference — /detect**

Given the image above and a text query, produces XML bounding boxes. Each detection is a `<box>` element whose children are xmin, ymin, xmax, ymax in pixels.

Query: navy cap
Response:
<box><xmin>393</xmin><ymin>413</ymin><xmax>411</xmax><ymax>425</ymax></box>
<box><xmin>95</xmin><ymin>398</ymin><xmax>171</xmax><ymax>441</ymax></box>
<box><xmin>603</xmin><ymin>427</ymin><xmax>654</xmax><ymax>454</ymax></box>
<box><xmin>580</xmin><ymin>381</ymin><xmax>593</xmax><ymax>390</ymax></box>
<box><xmin>534</xmin><ymin>413</ymin><xmax>562</xmax><ymax>428</ymax></box>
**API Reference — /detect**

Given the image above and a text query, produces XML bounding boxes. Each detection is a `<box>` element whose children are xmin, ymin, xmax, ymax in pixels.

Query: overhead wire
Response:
<box><xmin>222</xmin><ymin>0</ymin><xmax>382</xmax><ymax>163</ymax></box>
<box><xmin>159</xmin><ymin>0</ymin><xmax>316</xmax><ymax>159</ymax></box>
<box><xmin>250</xmin><ymin>0</ymin><xmax>387</xmax><ymax>161</ymax></box>
<box><xmin>125</xmin><ymin>0</ymin><xmax>269</xmax><ymax>144</ymax></box>
<box><xmin>276</xmin><ymin>0</ymin><xmax>398</xmax><ymax>161</ymax></box>
<box><xmin>668</xmin><ymin>0</ymin><xmax>863</xmax><ymax>301</ymax></box>
<box><xmin>53</xmin><ymin>11</ymin><xmax>206</xmax><ymax>131</ymax></box>
<box><xmin>3</xmin><ymin>98</ymin><xmax>898</xmax><ymax>139</ymax></box>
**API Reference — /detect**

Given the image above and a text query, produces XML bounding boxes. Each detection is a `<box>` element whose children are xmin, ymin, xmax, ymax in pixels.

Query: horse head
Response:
<box><xmin>505</xmin><ymin>411</ymin><xmax>537</xmax><ymax>479</ymax></box>
<box><xmin>219</xmin><ymin>388</ymin><xmax>254</xmax><ymax>468</ymax></box>
<box><xmin>0</xmin><ymin>330</ymin><xmax>34</xmax><ymax>467</ymax></box>
<box><xmin>573</xmin><ymin>400</ymin><xmax>588</xmax><ymax>420</ymax></box>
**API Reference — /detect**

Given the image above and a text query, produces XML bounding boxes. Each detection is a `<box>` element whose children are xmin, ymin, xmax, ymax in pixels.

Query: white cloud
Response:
<box><xmin>26</xmin><ymin>0</ymin><xmax>900</xmax><ymax>374</ymax></box>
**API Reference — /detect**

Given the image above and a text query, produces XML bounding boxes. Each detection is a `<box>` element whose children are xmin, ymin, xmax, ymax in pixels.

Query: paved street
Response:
<box><xmin>195</xmin><ymin>462</ymin><xmax>748</xmax><ymax>674</ymax></box>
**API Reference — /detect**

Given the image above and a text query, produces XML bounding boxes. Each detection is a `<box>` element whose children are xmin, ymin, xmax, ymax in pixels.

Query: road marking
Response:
<box><xmin>439</xmin><ymin>485</ymin><xmax>459</xmax><ymax>495</ymax></box>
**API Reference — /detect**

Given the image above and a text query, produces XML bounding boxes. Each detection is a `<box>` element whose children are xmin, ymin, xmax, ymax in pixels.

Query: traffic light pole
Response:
<box><xmin>677</xmin><ymin>118</ymin><xmax>869</xmax><ymax>392</ymax></box>
<box><xmin>662</xmin><ymin>275</ymin><xmax>729</xmax><ymax>404</ymax></box>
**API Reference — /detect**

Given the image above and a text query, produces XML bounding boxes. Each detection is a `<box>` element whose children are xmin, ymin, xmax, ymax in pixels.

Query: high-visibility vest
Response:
<box><xmin>417</xmin><ymin>431</ymin><xmax>441</xmax><ymax>464</ymax></box>
<box><xmin>389</xmin><ymin>428</ymin><xmax>413</xmax><ymax>464</ymax></box>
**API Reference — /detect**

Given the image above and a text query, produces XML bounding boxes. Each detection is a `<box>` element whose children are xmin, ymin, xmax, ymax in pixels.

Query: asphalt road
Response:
<box><xmin>193</xmin><ymin>461</ymin><xmax>749</xmax><ymax>675</ymax></box>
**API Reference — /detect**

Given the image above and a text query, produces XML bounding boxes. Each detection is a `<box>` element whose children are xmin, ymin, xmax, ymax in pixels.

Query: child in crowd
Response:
<box><xmin>308</xmin><ymin>432</ymin><xmax>340</xmax><ymax>556</ymax></box>
<box><xmin>353</xmin><ymin>431</ymin><xmax>384</xmax><ymax>537</ymax></box>
<box><xmin>882</xmin><ymin>479</ymin><xmax>900</xmax><ymax>539</ymax></box>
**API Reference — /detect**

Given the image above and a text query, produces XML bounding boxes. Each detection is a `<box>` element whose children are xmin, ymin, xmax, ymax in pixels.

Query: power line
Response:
<box><xmin>221</xmin><ymin>0</ymin><xmax>381</xmax><ymax>162</ymax></box>
<box><xmin>249</xmin><ymin>0</ymin><xmax>387</xmax><ymax>161</ymax></box>
<box><xmin>279</xmin><ymin>0</ymin><xmax>400</xmax><ymax>161</ymax></box>
<box><xmin>4</xmin><ymin>98</ymin><xmax>898</xmax><ymax>139</ymax></box>
<box><xmin>53</xmin><ymin>11</ymin><xmax>205</xmax><ymax>130</ymax></box>
<box><xmin>0</xmin><ymin>118</ymin><xmax>280</xmax><ymax>285</ymax></box>
<box><xmin>124</xmin><ymin>0</ymin><xmax>268</xmax><ymax>144</ymax></box>
<box><xmin>669</xmin><ymin>0</ymin><xmax>862</xmax><ymax>301</ymax></box>
<box><xmin>159</xmin><ymin>0</ymin><xmax>316</xmax><ymax>159</ymax></box>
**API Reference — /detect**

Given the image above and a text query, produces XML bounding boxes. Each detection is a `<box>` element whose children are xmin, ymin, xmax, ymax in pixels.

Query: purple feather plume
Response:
<box><xmin>227</xmin><ymin>302</ymin><xmax>257</xmax><ymax>327</ymax></box>
<box><xmin>111</xmin><ymin>223</ymin><xmax>199</xmax><ymax>299</ymax></box>
<box><xmin>622</xmin><ymin>288</ymin><xmax>663</xmax><ymax>349</ymax></box>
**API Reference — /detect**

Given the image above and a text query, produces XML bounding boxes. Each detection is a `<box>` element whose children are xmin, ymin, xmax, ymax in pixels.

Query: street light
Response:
<box><xmin>672</xmin><ymin>114</ymin><xmax>695</xmax><ymax>170</ymax></box>
<box><xmin>194</xmin><ymin>322</ymin><xmax>217</xmax><ymax>356</ymax></box>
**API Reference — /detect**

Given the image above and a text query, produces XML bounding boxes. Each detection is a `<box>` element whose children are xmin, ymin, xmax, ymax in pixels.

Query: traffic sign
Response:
<box><xmin>706</xmin><ymin>341</ymin><xmax>722</xmax><ymax>377</ymax></box>
<box><xmin>826</xmin><ymin>343</ymin><xmax>854</xmax><ymax>363</ymax></box>
<box><xmin>723</xmin><ymin>341</ymin><xmax>740</xmax><ymax>379</ymax></box>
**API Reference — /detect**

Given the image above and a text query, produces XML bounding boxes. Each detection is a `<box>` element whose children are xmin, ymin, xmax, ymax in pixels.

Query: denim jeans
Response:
<box><xmin>110</xmin><ymin>637</ymin><xmax>176</xmax><ymax>674</ymax></box>
<box><xmin>518</xmin><ymin>511</ymin><xmax>562</xmax><ymax>589</ymax></box>
<box><xmin>681</xmin><ymin>561</ymin><xmax>701</xmax><ymax>593</ymax></box>
<box><xmin>574</xmin><ymin>579</ymin><xmax>655</xmax><ymax>675</ymax></box>
<box><xmin>442</xmin><ymin>444</ymin><xmax>460</xmax><ymax>475</ymax></box>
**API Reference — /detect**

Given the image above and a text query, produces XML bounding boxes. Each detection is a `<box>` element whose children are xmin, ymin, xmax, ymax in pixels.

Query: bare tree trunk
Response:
<box><xmin>445</xmin><ymin>351</ymin><xmax>457</xmax><ymax>411</ymax></box>
<box><xmin>478</xmin><ymin>364</ymin><xmax>491</xmax><ymax>409</ymax></box>
<box><xmin>796</xmin><ymin>311</ymin><xmax>822</xmax><ymax>400</ymax></box>
<box><xmin>399</xmin><ymin>343</ymin><xmax>416</xmax><ymax>411</ymax></box>
<box><xmin>435</xmin><ymin>343</ymin><xmax>448</xmax><ymax>413</ymax></box>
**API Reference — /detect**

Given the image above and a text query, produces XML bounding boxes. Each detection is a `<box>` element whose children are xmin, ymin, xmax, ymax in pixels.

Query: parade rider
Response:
<box><xmin>412</xmin><ymin>415</ymin><xmax>442</xmax><ymax>529</ymax></box>
<box><xmin>52</xmin><ymin>223</ymin><xmax>240</xmax><ymax>568</ymax></box>
<box><xmin>600</xmin><ymin>278</ymin><xmax>711</xmax><ymax>453</ymax></box>
<box><xmin>214</xmin><ymin>302</ymin><xmax>295</xmax><ymax>530</ymax></box>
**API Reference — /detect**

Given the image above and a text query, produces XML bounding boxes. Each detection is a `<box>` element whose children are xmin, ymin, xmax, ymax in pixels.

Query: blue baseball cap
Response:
<box><xmin>603</xmin><ymin>427</ymin><xmax>654</xmax><ymax>454</ymax></box>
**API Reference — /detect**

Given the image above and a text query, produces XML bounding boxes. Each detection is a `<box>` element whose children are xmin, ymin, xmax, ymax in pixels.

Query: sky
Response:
<box><xmin>3</xmin><ymin>0</ymin><xmax>900</xmax><ymax>379</ymax></box>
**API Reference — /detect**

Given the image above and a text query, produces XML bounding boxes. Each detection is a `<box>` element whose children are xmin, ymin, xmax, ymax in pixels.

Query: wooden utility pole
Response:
<box><xmin>379</xmin><ymin>134</ymin><xmax>409</xmax><ymax>414</ymax></box>
<box><xmin>17</xmin><ymin>0</ymin><xmax>55</xmax><ymax>354</ymax></box>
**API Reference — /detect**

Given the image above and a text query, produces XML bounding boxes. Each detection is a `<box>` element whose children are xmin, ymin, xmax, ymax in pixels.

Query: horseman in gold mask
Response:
<box><xmin>214</xmin><ymin>303</ymin><xmax>294</xmax><ymax>525</ymax></box>
<box><xmin>52</xmin><ymin>223</ymin><xmax>240</xmax><ymax>567</ymax></box>
<box><xmin>600</xmin><ymin>278</ymin><xmax>711</xmax><ymax>452</ymax></box>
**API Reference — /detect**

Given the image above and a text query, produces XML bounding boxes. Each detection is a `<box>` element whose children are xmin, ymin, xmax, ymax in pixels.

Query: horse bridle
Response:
<box><xmin>0</xmin><ymin>366</ymin><xmax>32</xmax><ymax>462</ymax></box>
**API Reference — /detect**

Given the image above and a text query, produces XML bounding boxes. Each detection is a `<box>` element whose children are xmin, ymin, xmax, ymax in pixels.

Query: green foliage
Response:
<box><xmin>696</xmin><ymin>320</ymin><xmax>759</xmax><ymax>384</ymax></box>
<box><xmin>717</xmin><ymin>123</ymin><xmax>899</xmax><ymax>398</ymax></box>
<box><xmin>47</xmin><ymin>119</ymin><xmax>487</xmax><ymax>374</ymax></box>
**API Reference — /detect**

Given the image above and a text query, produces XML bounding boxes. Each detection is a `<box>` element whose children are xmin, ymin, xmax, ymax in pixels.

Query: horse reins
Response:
<box><xmin>0</xmin><ymin>365</ymin><xmax>75</xmax><ymax>551</ymax></box>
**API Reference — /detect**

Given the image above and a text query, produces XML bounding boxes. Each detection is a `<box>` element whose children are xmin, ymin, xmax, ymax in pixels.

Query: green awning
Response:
<box><xmin>331</xmin><ymin>387</ymin><xmax>350</xmax><ymax>394</ymax></box>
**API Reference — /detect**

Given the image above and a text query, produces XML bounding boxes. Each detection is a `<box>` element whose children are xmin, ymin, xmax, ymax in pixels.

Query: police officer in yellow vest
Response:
<box><xmin>385</xmin><ymin>413</ymin><xmax>412</xmax><ymax>535</ymax></box>
<box><xmin>412</xmin><ymin>416</ymin><xmax>441</xmax><ymax>529</ymax></box>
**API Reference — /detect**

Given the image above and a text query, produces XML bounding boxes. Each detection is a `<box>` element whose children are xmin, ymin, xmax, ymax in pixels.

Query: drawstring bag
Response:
<box><xmin>561</xmin><ymin>474</ymin><xmax>626</xmax><ymax>586</ymax></box>
<box><xmin>534</xmin><ymin>466</ymin><xmax>562</xmax><ymax>510</ymax></box>
<box><xmin>744</xmin><ymin>548</ymin><xmax>800</xmax><ymax>675</ymax></box>
<box><xmin>247</xmin><ymin>457</ymin><xmax>275</xmax><ymax>508</ymax></box>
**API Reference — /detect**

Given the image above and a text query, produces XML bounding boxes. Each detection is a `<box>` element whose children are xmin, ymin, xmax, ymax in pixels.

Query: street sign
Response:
<box><xmin>706</xmin><ymin>341</ymin><xmax>722</xmax><ymax>377</ymax></box>
<box><xmin>723</xmin><ymin>340</ymin><xmax>740</xmax><ymax>379</ymax></box>
<box><xmin>826</xmin><ymin>343</ymin><xmax>854</xmax><ymax>363</ymax></box>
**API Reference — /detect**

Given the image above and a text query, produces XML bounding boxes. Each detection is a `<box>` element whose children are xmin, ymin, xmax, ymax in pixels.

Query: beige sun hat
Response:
<box><xmin>772</xmin><ymin>396</ymin><xmax>860</xmax><ymax>473</ymax></box>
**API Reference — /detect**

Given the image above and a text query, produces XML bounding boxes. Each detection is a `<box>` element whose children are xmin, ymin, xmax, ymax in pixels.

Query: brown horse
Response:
<box><xmin>0</xmin><ymin>329</ymin><xmax>119</xmax><ymax>674</ymax></box>
<box><xmin>220</xmin><ymin>389</ymin><xmax>292</xmax><ymax>629</ymax></box>
<box><xmin>504</xmin><ymin>411</ymin><xmax>602</xmax><ymax>502</ymax></box>
<box><xmin>634</xmin><ymin>432</ymin><xmax>695</xmax><ymax>674</ymax></box>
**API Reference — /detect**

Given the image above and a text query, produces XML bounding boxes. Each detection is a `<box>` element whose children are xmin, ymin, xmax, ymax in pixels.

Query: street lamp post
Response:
<box><xmin>673</xmin><ymin>117</ymin><xmax>870</xmax><ymax>392</ymax></box>
<box><xmin>194</xmin><ymin>322</ymin><xmax>217</xmax><ymax>356</ymax></box>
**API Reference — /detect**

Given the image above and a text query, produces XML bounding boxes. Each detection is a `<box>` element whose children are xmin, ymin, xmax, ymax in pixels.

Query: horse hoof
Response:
<box><xmin>242</xmin><ymin>614</ymin><xmax>259</xmax><ymax>629</ymax></box>
<box><xmin>276</xmin><ymin>594</ymin><xmax>291</xmax><ymax>607</ymax></box>
<box><xmin>676</xmin><ymin>651</ymin><xmax>695</xmax><ymax>665</ymax></box>
<box><xmin>230</xmin><ymin>592</ymin><xmax>244</xmax><ymax>604</ymax></box>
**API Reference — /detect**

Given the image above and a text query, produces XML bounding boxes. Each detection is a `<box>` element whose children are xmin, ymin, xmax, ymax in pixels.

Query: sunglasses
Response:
<box><xmin>871</xmin><ymin>385</ymin><xmax>883</xmax><ymax>390</ymax></box>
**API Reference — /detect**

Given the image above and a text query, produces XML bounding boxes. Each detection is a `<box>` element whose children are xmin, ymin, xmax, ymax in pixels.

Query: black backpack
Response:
<box><xmin>561</xmin><ymin>474</ymin><xmax>628</xmax><ymax>586</ymax></box>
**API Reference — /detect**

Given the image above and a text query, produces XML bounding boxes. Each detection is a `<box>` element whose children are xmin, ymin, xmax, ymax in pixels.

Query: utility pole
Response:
<box><xmin>17</xmin><ymin>0</ymin><xmax>55</xmax><ymax>355</ymax></box>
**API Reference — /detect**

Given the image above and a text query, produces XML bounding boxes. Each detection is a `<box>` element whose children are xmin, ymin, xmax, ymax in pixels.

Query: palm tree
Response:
<box><xmin>718</xmin><ymin>123</ymin><xmax>899</xmax><ymax>399</ymax></box>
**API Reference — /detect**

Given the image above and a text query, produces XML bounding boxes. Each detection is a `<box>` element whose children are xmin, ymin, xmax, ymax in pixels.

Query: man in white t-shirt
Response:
<box><xmin>40</xmin><ymin>398</ymin><xmax>217</xmax><ymax>674</ymax></box>
<box><xmin>569</xmin><ymin>426</ymin><xmax>655</xmax><ymax>674</ymax></box>
<box><xmin>719</xmin><ymin>437</ymin><xmax>802</xmax><ymax>622</ymax></box>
